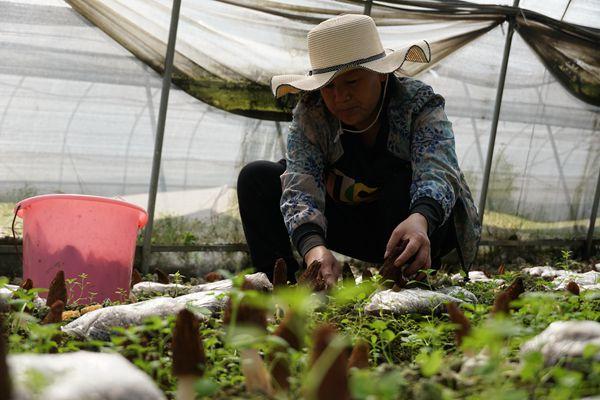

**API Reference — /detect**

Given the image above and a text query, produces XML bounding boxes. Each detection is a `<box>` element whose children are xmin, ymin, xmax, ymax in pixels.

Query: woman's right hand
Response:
<box><xmin>304</xmin><ymin>245</ymin><xmax>341</xmax><ymax>289</ymax></box>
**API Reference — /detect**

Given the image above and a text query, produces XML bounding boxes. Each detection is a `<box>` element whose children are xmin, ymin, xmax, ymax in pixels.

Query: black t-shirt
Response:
<box><xmin>293</xmin><ymin>79</ymin><xmax>445</xmax><ymax>258</ymax></box>
<box><xmin>325</xmin><ymin>104</ymin><xmax>411</xmax><ymax>205</ymax></box>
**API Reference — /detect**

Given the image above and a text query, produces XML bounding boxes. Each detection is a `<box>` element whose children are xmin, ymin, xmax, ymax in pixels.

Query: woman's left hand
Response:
<box><xmin>384</xmin><ymin>213</ymin><xmax>431</xmax><ymax>279</ymax></box>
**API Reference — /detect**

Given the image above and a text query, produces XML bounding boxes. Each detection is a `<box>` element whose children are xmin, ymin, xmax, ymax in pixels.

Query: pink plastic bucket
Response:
<box><xmin>16</xmin><ymin>194</ymin><xmax>147</xmax><ymax>304</ymax></box>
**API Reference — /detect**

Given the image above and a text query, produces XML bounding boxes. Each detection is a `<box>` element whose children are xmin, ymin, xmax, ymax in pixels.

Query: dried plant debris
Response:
<box><xmin>46</xmin><ymin>270</ymin><xmax>68</xmax><ymax>307</ymax></box>
<box><xmin>154</xmin><ymin>268</ymin><xmax>170</xmax><ymax>284</ymax></box>
<box><xmin>348</xmin><ymin>339</ymin><xmax>370</xmax><ymax>370</ymax></box>
<box><xmin>446</xmin><ymin>302</ymin><xmax>471</xmax><ymax>346</ymax></box>
<box><xmin>204</xmin><ymin>271</ymin><xmax>224</xmax><ymax>283</ymax></box>
<box><xmin>273</xmin><ymin>258</ymin><xmax>288</xmax><ymax>287</ymax></box>
<box><xmin>309</xmin><ymin>324</ymin><xmax>350</xmax><ymax>400</ymax></box>
<box><xmin>172</xmin><ymin>309</ymin><xmax>206</xmax><ymax>377</ymax></box>
<box><xmin>62</xmin><ymin>310</ymin><xmax>81</xmax><ymax>321</ymax></box>
<box><xmin>81</xmin><ymin>304</ymin><xmax>103</xmax><ymax>315</ymax></box>
<box><xmin>131</xmin><ymin>269</ymin><xmax>142</xmax><ymax>287</ymax></box>
<box><xmin>42</xmin><ymin>300</ymin><xmax>65</xmax><ymax>324</ymax></box>
<box><xmin>298</xmin><ymin>260</ymin><xmax>326</xmax><ymax>292</ymax></box>
<box><xmin>566</xmin><ymin>281</ymin><xmax>580</xmax><ymax>295</ymax></box>
<box><xmin>497</xmin><ymin>264</ymin><xmax>505</xmax><ymax>275</ymax></box>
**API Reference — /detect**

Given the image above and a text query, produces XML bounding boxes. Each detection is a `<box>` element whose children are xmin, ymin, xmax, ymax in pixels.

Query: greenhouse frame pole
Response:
<box><xmin>478</xmin><ymin>0</ymin><xmax>520</xmax><ymax>225</ymax></box>
<box><xmin>363</xmin><ymin>0</ymin><xmax>373</xmax><ymax>15</ymax></box>
<box><xmin>141</xmin><ymin>0</ymin><xmax>182</xmax><ymax>274</ymax></box>
<box><xmin>585</xmin><ymin>169</ymin><xmax>600</xmax><ymax>258</ymax></box>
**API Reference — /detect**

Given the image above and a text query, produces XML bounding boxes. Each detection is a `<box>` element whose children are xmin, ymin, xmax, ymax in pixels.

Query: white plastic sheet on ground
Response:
<box><xmin>131</xmin><ymin>272</ymin><xmax>273</xmax><ymax>296</ymax></box>
<box><xmin>0</xmin><ymin>284</ymin><xmax>45</xmax><ymax>308</ymax></box>
<box><xmin>364</xmin><ymin>286</ymin><xmax>477</xmax><ymax>315</ymax></box>
<box><xmin>520</xmin><ymin>320</ymin><xmax>600</xmax><ymax>365</ymax></box>
<box><xmin>451</xmin><ymin>270</ymin><xmax>505</xmax><ymax>285</ymax></box>
<box><xmin>523</xmin><ymin>266</ymin><xmax>600</xmax><ymax>291</ymax></box>
<box><xmin>8</xmin><ymin>351</ymin><xmax>166</xmax><ymax>400</ymax></box>
<box><xmin>62</xmin><ymin>272</ymin><xmax>272</xmax><ymax>340</ymax></box>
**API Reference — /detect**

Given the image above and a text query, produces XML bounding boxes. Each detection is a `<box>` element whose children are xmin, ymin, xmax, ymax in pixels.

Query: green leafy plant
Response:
<box><xmin>2</xmin><ymin>263</ymin><xmax>600</xmax><ymax>399</ymax></box>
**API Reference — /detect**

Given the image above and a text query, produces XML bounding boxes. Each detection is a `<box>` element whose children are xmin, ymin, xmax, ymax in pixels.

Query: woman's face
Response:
<box><xmin>320</xmin><ymin>69</ymin><xmax>387</xmax><ymax>130</ymax></box>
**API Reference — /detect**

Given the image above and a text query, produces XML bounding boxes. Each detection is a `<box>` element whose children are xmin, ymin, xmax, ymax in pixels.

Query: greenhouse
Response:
<box><xmin>0</xmin><ymin>0</ymin><xmax>599</xmax><ymax>399</ymax></box>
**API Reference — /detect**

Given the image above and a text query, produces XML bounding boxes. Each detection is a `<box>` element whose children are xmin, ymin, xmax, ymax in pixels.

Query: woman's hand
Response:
<box><xmin>384</xmin><ymin>213</ymin><xmax>431</xmax><ymax>278</ymax></box>
<box><xmin>304</xmin><ymin>245</ymin><xmax>341</xmax><ymax>289</ymax></box>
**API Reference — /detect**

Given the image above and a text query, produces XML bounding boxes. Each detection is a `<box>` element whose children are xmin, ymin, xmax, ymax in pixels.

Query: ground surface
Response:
<box><xmin>4</xmin><ymin>258</ymin><xmax>600</xmax><ymax>399</ymax></box>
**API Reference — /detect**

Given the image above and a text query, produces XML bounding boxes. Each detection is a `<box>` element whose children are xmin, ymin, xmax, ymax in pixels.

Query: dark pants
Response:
<box><xmin>237</xmin><ymin>160</ymin><xmax>458</xmax><ymax>281</ymax></box>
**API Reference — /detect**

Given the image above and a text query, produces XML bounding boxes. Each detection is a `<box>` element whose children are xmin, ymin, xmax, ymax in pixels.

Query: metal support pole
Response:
<box><xmin>478</xmin><ymin>0</ymin><xmax>520</xmax><ymax>225</ymax></box>
<box><xmin>585</xmin><ymin>168</ymin><xmax>600</xmax><ymax>258</ymax></box>
<box><xmin>363</xmin><ymin>0</ymin><xmax>373</xmax><ymax>15</ymax></box>
<box><xmin>141</xmin><ymin>0</ymin><xmax>182</xmax><ymax>274</ymax></box>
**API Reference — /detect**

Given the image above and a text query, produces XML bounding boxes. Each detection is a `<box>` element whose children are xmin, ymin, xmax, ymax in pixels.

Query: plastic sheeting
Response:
<box><xmin>65</xmin><ymin>0</ymin><xmax>501</xmax><ymax>119</ymax></box>
<box><xmin>364</xmin><ymin>286</ymin><xmax>477</xmax><ymax>315</ymax></box>
<box><xmin>0</xmin><ymin>0</ymin><xmax>599</xmax><ymax>244</ymax></box>
<box><xmin>523</xmin><ymin>266</ymin><xmax>600</xmax><ymax>291</ymax></box>
<box><xmin>65</xmin><ymin>0</ymin><xmax>600</xmax><ymax>115</ymax></box>
<box><xmin>8</xmin><ymin>351</ymin><xmax>166</xmax><ymax>400</ymax></box>
<box><xmin>62</xmin><ymin>272</ymin><xmax>272</xmax><ymax>340</ymax></box>
<box><xmin>520</xmin><ymin>320</ymin><xmax>600</xmax><ymax>365</ymax></box>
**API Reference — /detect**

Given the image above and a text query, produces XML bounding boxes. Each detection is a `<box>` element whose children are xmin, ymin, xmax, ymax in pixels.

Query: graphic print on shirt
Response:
<box><xmin>326</xmin><ymin>168</ymin><xmax>381</xmax><ymax>204</ymax></box>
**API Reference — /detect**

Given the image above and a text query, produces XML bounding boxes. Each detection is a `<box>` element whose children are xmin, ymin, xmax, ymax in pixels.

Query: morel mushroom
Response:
<box><xmin>46</xmin><ymin>270</ymin><xmax>67</xmax><ymax>307</ymax></box>
<box><xmin>273</xmin><ymin>258</ymin><xmax>288</xmax><ymax>287</ymax></box>
<box><xmin>172</xmin><ymin>309</ymin><xmax>206</xmax><ymax>400</ymax></box>
<box><xmin>446</xmin><ymin>302</ymin><xmax>471</xmax><ymax>346</ymax></box>
<box><xmin>308</xmin><ymin>324</ymin><xmax>350</xmax><ymax>400</ymax></box>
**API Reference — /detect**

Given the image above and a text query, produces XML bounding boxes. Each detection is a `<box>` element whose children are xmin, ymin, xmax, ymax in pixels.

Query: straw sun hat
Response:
<box><xmin>271</xmin><ymin>14</ymin><xmax>431</xmax><ymax>98</ymax></box>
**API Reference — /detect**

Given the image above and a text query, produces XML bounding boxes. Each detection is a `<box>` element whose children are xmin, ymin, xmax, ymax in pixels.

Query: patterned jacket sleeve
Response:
<box><xmin>279</xmin><ymin>108</ymin><xmax>328</xmax><ymax>238</ymax></box>
<box><xmin>409</xmin><ymin>86</ymin><xmax>462</xmax><ymax>225</ymax></box>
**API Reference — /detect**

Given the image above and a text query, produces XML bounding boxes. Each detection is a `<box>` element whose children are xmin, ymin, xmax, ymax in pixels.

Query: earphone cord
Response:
<box><xmin>340</xmin><ymin>74</ymin><xmax>389</xmax><ymax>134</ymax></box>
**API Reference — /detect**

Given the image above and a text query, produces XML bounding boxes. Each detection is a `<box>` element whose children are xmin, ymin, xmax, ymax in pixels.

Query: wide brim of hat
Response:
<box><xmin>271</xmin><ymin>40</ymin><xmax>431</xmax><ymax>98</ymax></box>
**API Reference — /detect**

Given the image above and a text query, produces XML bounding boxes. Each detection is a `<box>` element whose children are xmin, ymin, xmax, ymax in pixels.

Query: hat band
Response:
<box><xmin>308</xmin><ymin>51</ymin><xmax>386</xmax><ymax>76</ymax></box>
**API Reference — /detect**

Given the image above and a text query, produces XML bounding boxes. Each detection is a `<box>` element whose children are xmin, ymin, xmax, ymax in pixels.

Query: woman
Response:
<box><xmin>237</xmin><ymin>14</ymin><xmax>481</xmax><ymax>286</ymax></box>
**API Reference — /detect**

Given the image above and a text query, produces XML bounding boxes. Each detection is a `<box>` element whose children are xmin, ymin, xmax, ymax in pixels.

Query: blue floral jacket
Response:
<box><xmin>280</xmin><ymin>76</ymin><xmax>481</xmax><ymax>267</ymax></box>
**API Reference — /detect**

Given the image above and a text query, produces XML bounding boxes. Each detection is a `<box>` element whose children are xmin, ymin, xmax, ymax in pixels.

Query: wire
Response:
<box><xmin>340</xmin><ymin>74</ymin><xmax>389</xmax><ymax>134</ymax></box>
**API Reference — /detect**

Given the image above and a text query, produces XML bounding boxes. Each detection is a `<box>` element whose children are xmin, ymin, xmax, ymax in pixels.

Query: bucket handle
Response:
<box><xmin>12</xmin><ymin>204</ymin><xmax>22</xmax><ymax>263</ymax></box>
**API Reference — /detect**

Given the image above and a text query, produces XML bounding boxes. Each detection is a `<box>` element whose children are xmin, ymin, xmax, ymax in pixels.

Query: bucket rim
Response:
<box><xmin>15</xmin><ymin>194</ymin><xmax>148</xmax><ymax>228</ymax></box>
